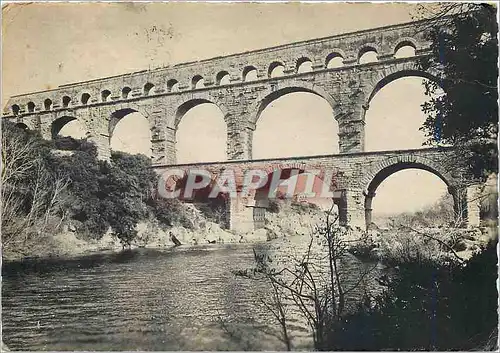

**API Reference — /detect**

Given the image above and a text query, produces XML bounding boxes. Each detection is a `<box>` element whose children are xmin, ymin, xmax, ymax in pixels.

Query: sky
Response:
<box><xmin>2</xmin><ymin>2</ymin><xmax>450</xmax><ymax>216</ymax></box>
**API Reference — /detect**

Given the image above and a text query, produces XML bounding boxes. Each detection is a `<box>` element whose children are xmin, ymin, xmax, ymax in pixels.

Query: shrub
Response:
<box><xmin>148</xmin><ymin>197</ymin><xmax>194</xmax><ymax>230</ymax></box>
<box><xmin>334</xmin><ymin>239</ymin><xmax>498</xmax><ymax>350</ymax></box>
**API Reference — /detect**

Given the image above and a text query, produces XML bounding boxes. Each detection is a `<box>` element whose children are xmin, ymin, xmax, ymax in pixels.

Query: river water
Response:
<box><xmin>2</xmin><ymin>240</ymin><xmax>384</xmax><ymax>351</ymax></box>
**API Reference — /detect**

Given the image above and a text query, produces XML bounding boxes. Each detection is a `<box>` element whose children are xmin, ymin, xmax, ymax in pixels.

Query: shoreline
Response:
<box><xmin>1</xmin><ymin>237</ymin><xmax>270</xmax><ymax>265</ymax></box>
<box><xmin>3</xmin><ymin>219</ymin><xmax>496</xmax><ymax>265</ymax></box>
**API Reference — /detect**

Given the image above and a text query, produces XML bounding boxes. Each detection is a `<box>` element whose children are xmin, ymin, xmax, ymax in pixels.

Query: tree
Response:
<box><xmin>1</xmin><ymin>123</ymin><xmax>69</xmax><ymax>251</ymax></box>
<box><xmin>234</xmin><ymin>207</ymin><xmax>375</xmax><ymax>350</ymax></box>
<box><xmin>416</xmin><ymin>4</ymin><xmax>498</xmax><ymax>180</ymax></box>
<box><xmin>101</xmin><ymin>152</ymin><xmax>157</xmax><ymax>247</ymax></box>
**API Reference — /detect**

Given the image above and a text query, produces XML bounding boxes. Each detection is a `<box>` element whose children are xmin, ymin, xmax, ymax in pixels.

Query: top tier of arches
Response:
<box><xmin>5</xmin><ymin>20</ymin><xmax>431</xmax><ymax>116</ymax></box>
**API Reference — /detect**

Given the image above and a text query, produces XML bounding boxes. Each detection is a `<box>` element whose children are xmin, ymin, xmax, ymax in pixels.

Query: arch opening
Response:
<box><xmin>364</xmin><ymin>74</ymin><xmax>445</xmax><ymax>152</ymax></box>
<box><xmin>268</xmin><ymin>62</ymin><xmax>285</xmax><ymax>78</ymax></box>
<box><xmin>51</xmin><ymin>116</ymin><xmax>87</xmax><ymax>140</ymax></box>
<box><xmin>359</xmin><ymin>47</ymin><xmax>378</xmax><ymax>64</ymax></box>
<box><xmin>81</xmin><ymin>93</ymin><xmax>90</xmax><ymax>105</ymax></box>
<box><xmin>101</xmin><ymin>90</ymin><xmax>111</xmax><ymax>102</ymax></box>
<box><xmin>394</xmin><ymin>42</ymin><xmax>417</xmax><ymax>58</ymax></box>
<box><xmin>62</xmin><ymin>96</ymin><xmax>71</xmax><ymax>108</ymax></box>
<box><xmin>296</xmin><ymin>58</ymin><xmax>313</xmax><ymax>74</ymax></box>
<box><xmin>168</xmin><ymin>172</ymin><xmax>229</xmax><ymax>227</ymax></box>
<box><xmin>326</xmin><ymin>53</ymin><xmax>344</xmax><ymax>69</ymax></box>
<box><xmin>144</xmin><ymin>83</ymin><xmax>154</xmax><ymax>96</ymax></box>
<box><xmin>175</xmin><ymin>101</ymin><xmax>227</xmax><ymax>164</ymax></box>
<box><xmin>167</xmin><ymin>79</ymin><xmax>180</xmax><ymax>92</ymax></box>
<box><xmin>253</xmin><ymin>89</ymin><xmax>339</xmax><ymax>159</ymax></box>
<box><xmin>27</xmin><ymin>102</ymin><xmax>35</xmax><ymax>113</ymax></box>
<box><xmin>243</xmin><ymin>66</ymin><xmax>258</xmax><ymax>82</ymax></box>
<box><xmin>44</xmin><ymin>99</ymin><xmax>52</xmax><ymax>111</ymax></box>
<box><xmin>192</xmin><ymin>75</ymin><xmax>205</xmax><ymax>89</ymax></box>
<box><xmin>110</xmin><ymin>109</ymin><xmax>151</xmax><ymax>157</ymax></box>
<box><xmin>365</xmin><ymin>165</ymin><xmax>454</xmax><ymax>229</ymax></box>
<box><xmin>216</xmin><ymin>71</ymin><xmax>230</xmax><ymax>85</ymax></box>
<box><xmin>122</xmin><ymin>87</ymin><xmax>131</xmax><ymax>99</ymax></box>
<box><xmin>15</xmin><ymin>123</ymin><xmax>28</xmax><ymax>130</ymax></box>
<box><xmin>11</xmin><ymin>104</ymin><xmax>20</xmax><ymax>115</ymax></box>
<box><xmin>253</xmin><ymin>169</ymin><xmax>335</xmax><ymax>229</ymax></box>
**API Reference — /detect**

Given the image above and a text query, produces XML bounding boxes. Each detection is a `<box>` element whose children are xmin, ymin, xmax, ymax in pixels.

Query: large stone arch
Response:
<box><xmin>360</xmin><ymin>61</ymin><xmax>443</xmax><ymax>153</ymax></box>
<box><xmin>50</xmin><ymin>115</ymin><xmax>84</xmax><ymax>139</ymax></box>
<box><xmin>249</xmin><ymin>80</ymin><xmax>339</xmax><ymax>125</ymax></box>
<box><xmin>361</xmin><ymin>154</ymin><xmax>456</xmax><ymax>194</ymax></box>
<box><xmin>172</xmin><ymin>92</ymin><xmax>230</xmax><ymax>129</ymax></box>
<box><xmin>12</xmin><ymin>116</ymin><xmax>38</xmax><ymax>131</ymax></box>
<box><xmin>248</xmin><ymin>81</ymin><xmax>342</xmax><ymax>159</ymax></box>
<box><xmin>173</xmin><ymin>94</ymin><xmax>230</xmax><ymax>163</ymax></box>
<box><xmin>360</xmin><ymin>154</ymin><xmax>459</xmax><ymax>227</ymax></box>
<box><xmin>107</xmin><ymin>102</ymin><xmax>153</xmax><ymax>136</ymax></box>
<box><xmin>363</xmin><ymin>61</ymin><xmax>442</xmax><ymax>106</ymax></box>
<box><xmin>251</xmin><ymin>164</ymin><xmax>310</xmax><ymax>229</ymax></box>
<box><xmin>106</xmin><ymin>104</ymin><xmax>153</xmax><ymax>157</ymax></box>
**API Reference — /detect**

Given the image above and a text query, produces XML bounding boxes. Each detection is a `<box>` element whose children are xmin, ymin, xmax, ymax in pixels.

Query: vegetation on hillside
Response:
<box><xmin>1</xmin><ymin>122</ymin><xmax>194</xmax><ymax>257</ymax></box>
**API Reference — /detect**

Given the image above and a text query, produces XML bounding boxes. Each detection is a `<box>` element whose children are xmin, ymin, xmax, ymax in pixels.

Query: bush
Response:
<box><xmin>148</xmin><ymin>197</ymin><xmax>194</xmax><ymax>230</ymax></box>
<box><xmin>195</xmin><ymin>196</ymin><xmax>228</xmax><ymax>228</ymax></box>
<box><xmin>2</xmin><ymin>123</ymin><xmax>167</xmax><ymax>249</ymax></box>
<box><xmin>334</xmin><ymin>239</ymin><xmax>498</xmax><ymax>350</ymax></box>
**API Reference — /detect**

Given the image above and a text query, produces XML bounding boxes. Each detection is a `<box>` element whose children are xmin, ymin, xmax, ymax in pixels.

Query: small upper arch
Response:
<box><xmin>44</xmin><ymin>98</ymin><xmax>53</xmax><ymax>111</ymax></box>
<box><xmin>167</xmin><ymin>79</ymin><xmax>180</xmax><ymax>92</ymax></box>
<box><xmin>192</xmin><ymin>75</ymin><xmax>205</xmax><ymax>89</ymax></box>
<box><xmin>27</xmin><ymin>101</ymin><xmax>36</xmax><ymax>113</ymax></box>
<box><xmin>216</xmin><ymin>71</ymin><xmax>231</xmax><ymax>86</ymax></box>
<box><xmin>101</xmin><ymin>90</ymin><xmax>111</xmax><ymax>102</ymax></box>
<box><xmin>81</xmin><ymin>93</ymin><xmax>91</xmax><ymax>105</ymax></box>
<box><xmin>15</xmin><ymin>122</ymin><xmax>28</xmax><ymax>130</ymax></box>
<box><xmin>296</xmin><ymin>57</ymin><xmax>313</xmax><ymax>74</ymax></box>
<box><xmin>122</xmin><ymin>87</ymin><xmax>132</xmax><ymax>99</ymax></box>
<box><xmin>393</xmin><ymin>39</ymin><xmax>418</xmax><ymax>58</ymax></box>
<box><xmin>358</xmin><ymin>45</ymin><xmax>379</xmax><ymax>64</ymax></box>
<box><xmin>242</xmin><ymin>66</ymin><xmax>258</xmax><ymax>82</ymax></box>
<box><xmin>268</xmin><ymin>61</ymin><xmax>285</xmax><ymax>78</ymax></box>
<box><xmin>326</xmin><ymin>51</ymin><xmax>345</xmax><ymax>69</ymax></box>
<box><xmin>144</xmin><ymin>82</ymin><xmax>155</xmax><ymax>96</ymax></box>
<box><xmin>11</xmin><ymin>104</ymin><xmax>20</xmax><ymax>115</ymax></box>
<box><xmin>62</xmin><ymin>96</ymin><xmax>71</xmax><ymax>108</ymax></box>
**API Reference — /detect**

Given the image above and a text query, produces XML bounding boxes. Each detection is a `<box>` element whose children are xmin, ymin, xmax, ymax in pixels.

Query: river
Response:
<box><xmin>2</xmin><ymin>239</ymin><xmax>384</xmax><ymax>351</ymax></box>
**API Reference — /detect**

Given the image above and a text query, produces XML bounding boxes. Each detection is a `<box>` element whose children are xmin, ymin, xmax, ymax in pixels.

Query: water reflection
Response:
<box><xmin>2</xmin><ymin>242</ymin><xmax>383</xmax><ymax>351</ymax></box>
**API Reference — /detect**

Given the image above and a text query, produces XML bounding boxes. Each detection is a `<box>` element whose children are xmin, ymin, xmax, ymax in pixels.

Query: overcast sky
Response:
<box><xmin>2</xmin><ymin>2</ymin><xmax>450</xmax><ymax>216</ymax></box>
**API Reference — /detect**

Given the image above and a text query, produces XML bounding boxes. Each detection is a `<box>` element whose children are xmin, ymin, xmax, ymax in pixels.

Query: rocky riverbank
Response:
<box><xmin>2</xmin><ymin>203</ymin><xmax>272</xmax><ymax>262</ymax></box>
<box><xmin>3</xmin><ymin>199</ymin><xmax>494</xmax><ymax>264</ymax></box>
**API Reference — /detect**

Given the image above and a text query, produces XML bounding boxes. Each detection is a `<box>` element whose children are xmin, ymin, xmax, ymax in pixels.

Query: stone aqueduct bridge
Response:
<box><xmin>3</xmin><ymin>18</ymin><xmax>480</xmax><ymax>232</ymax></box>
